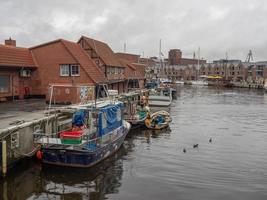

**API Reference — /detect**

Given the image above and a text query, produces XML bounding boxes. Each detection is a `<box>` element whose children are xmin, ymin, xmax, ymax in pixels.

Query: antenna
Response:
<box><xmin>245</xmin><ymin>50</ymin><xmax>253</xmax><ymax>62</ymax></box>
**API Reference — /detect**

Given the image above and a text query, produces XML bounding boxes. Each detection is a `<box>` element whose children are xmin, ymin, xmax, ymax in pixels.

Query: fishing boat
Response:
<box><xmin>122</xmin><ymin>92</ymin><xmax>149</xmax><ymax>128</ymax></box>
<box><xmin>35</xmin><ymin>101</ymin><xmax>131</xmax><ymax>168</ymax></box>
<box><xmin>145</xmin><ymin>110</ymin><xmax>172</xmax><ymax>130</ymax></box>
<box><xmin>124</xmin><ymin>105</ymin><xmax>148</xmax><ymax>128</ymax></box>
<box><xmin>148</xmin><ymin>88</ymin><xmax>172</xmax><ymax>111</ymax></box>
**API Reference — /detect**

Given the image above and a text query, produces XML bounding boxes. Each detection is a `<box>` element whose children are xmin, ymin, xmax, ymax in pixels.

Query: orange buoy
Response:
<box><xmin>36</xmin><ymin>150</ymin><xmax>43</xmax><ymax>160</ymax></box>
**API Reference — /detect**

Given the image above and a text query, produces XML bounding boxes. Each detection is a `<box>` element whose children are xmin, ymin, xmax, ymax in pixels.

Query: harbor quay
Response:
<box><xmin>0</xmin><ymin>36</ymin><xmax>266</xmax><ymax>177</ymax></box>
<box><xmin>0</xmin><ymin>89</ymin><xmax>150</xmax><ymax>176</ymax></box>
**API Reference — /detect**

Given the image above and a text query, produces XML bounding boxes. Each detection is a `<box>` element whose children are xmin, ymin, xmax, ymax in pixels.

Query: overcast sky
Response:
<box><xmin>1</xmin><ymin>0</ymin><xmax>267</xmax><ymax>62</ymax></box>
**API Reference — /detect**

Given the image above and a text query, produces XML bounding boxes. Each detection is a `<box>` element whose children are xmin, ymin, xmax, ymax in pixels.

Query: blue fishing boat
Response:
<box><xmin>36</xmin><ymin>102</ymin><xmax>131</xmax><ymax>167</ymax></box>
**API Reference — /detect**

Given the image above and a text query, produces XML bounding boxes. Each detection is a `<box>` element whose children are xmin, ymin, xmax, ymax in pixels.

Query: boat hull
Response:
<box><xmin>41</xmin><ymin>122</ymin><xmax>130</xmax><ymax>168</ymax></box>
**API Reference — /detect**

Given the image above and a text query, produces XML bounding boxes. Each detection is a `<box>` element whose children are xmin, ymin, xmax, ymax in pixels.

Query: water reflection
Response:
<box><xmin>0</xmin><ymin>146</ymin><xmax>127</xmax><ymax>200</ymax></box>
<box><xmin>0</xmin><ymin>127</ymin><xmax>172</xmax><ymax>200</ymax></box>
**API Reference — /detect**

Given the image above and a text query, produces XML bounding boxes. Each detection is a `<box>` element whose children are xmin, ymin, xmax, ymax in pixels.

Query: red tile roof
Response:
<box><xmin>61</xmin><ymin>39</ymin><xmax>106</xmax><ymax>84</ymax></box>
<box><xmin>115</xmin><ymin>52</ymin><xmax>140</xmax><ymax>63</ymax></box>
<box><xmin>78</xmin><ymin>36</ymin><xmax>124</xmax><ymax>68</ymax></box>
<box><xmin>0</xmin><ymin>44</ymin><xmax>36</xmax><ymax>68</ymax></box>
<box><xmin>117</xmin><ymin>57</ymin><xmax>145</xmax><ymax>79</ymax></box>
<box><xmin>31</xmin><ymin>39</ymin><xmax>106</xmax><ymax>84</ymax></box>
<box><xmin>132</xmin><ymin>63</ymin><xmax>146</xmax><ymax>79</ymax></box>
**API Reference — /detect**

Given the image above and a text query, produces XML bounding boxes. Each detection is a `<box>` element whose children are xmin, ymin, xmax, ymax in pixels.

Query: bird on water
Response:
<box><xmin>183</xmin><ymin>148</ymin><xmax>186</xmax><ymax>153</ymax></box>
<box><xmin>209</xmin><ymin>138</ymin><xmax>212</xmax><ymax>143</ymax></box>
<box><xmin>193</xmin><ymin>144</ymin><xmax>199</xmax><ymax>148</ymax></box>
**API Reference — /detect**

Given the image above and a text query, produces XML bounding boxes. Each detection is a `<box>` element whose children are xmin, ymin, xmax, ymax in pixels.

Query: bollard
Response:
<box><xmin>2</xmin><ymin>140</ymin><xmax>7</xmax><ymax>177</ymax></box>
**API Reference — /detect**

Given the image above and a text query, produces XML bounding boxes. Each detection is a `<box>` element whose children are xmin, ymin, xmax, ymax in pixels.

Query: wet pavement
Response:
<box><xmin>0</xmin><ymin>99</ymin><xmax>47</xmax><ymax>131</ymax></box>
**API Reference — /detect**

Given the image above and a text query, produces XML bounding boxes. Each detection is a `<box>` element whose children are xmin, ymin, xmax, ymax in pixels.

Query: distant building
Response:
<box><xmin>199</xmin><ymin>61</ymin><xmax>267</xmax><ymax>83</ymax></box>
<box><xmin>168</xmin><ymin>49</ymin><xmax>206</xmax><ymax>65</ymax></box>
<box><xmin>213</xmin><ymin>59</ymin><xmax>242</xmax><ymax>64</ymax></box>
<box><xmin>115</xmin><ymin>52</ymin><xmax>146</xmax><ymax>90</ymax></box>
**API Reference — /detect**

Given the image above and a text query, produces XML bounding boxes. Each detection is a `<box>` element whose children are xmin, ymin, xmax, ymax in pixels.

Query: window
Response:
<box><xmin>60</xmin><ymin>64</ymin><xmax>80</xmax><ymax>76</ymax></box>
<box><xmin>71</xmin><ymin>65</ymin><xmax>79</xmax><ymax>76</ymax></box>
<box><xmin>106</xmin><ymin>67</ymin><xmax>110</xmax><ymax>74</ymax></box>
<box><xmin>0</xmin><ymin>75</ymin><xmax>10</xmax><ymax>93</ymax></box>
<box><xmin>60</xmin><ymin>65</ymin><xmax>70</xmax><ymax>76</ymax></box>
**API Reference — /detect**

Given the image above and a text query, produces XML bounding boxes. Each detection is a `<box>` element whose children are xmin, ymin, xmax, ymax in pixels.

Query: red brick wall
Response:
<box><xmin>0</xmin><ymin>70</ymin><xmax>32</xmax><ymax>99</ymax></box>
<box><xmin>178</xmin><ymin>58</ymin><xmax>205</xmax><ymax>65</ymax></box>
<box><xmin>31</xmin><ymin>42</ymin><xmax>94</xmax><ymax>99</ymax></box>
<box><xmin>169</xmin><ymin>49</ymin><xmax>182</xmax><ymax>65</ymax></box>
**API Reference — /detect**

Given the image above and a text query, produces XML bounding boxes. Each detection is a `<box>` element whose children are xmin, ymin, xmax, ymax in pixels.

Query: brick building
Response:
<box><xmin>78</xmin><ymin>36</ymin><xmax>126</xmax><ymax>93</ymax></box>
<box><xmin>168</xmin><ymin>49</ymin><xmax>206</xmax><ymax>65</ymax></box>
<box><xmin>30</xmin><ymin>39</ymin><xmax>105</xmax><ymax>103</ymax></box>
<box><xmin>115</xmin><ymin>52</ymin><xmax>146</xmax><ymax>90</ymax></box>
<box><xmin>0</xmin><ymin>38</ymin><xmax>37</xmax><ymax>101</ymax></box>
<box><xmin>199</xmin><ymin>61</ymin><xmax>267</xmax><ymax>83</ymax></box>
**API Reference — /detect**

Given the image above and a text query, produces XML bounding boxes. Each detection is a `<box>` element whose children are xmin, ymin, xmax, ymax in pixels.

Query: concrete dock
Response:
<box><xmin>0</xmin><ymin>99</ymin><xmax>73</xmax><ymax>176</ymax></box>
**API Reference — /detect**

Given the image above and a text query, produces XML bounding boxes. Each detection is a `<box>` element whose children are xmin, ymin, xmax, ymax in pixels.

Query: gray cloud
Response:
<box><xmin>0</xmin><ymin>0</ymin><xmax>267</xmax><ymax>62</ymax></box>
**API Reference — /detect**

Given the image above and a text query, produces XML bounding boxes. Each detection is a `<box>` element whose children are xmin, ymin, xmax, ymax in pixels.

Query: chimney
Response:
<box><xmin>5</xmin><ymin>37</ymin><xmax>16</xmax><ymax>47</ymax></box>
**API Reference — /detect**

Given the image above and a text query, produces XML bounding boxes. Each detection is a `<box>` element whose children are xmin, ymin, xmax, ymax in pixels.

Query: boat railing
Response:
<box><xmin>34</xmin><ymin>125</ymin><xmax>123</xmax><ymax>149</ymax></box>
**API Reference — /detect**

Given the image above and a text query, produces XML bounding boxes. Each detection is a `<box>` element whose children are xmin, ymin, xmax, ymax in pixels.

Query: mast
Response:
<box><xmin>197</xmin><ymin>47</ymin><xmax>200</xmax><ymax>80</ymax></box>
<box><xmin>159</xmin><ymin>39</ymin><xmax>162</xmax><ymax>68</ymax></box>
<box><xmin>124</xmin><ymin>43</ymin><xmax>126</xmax><ymax>53</ymax></box>
<box><xmin>159</xmin><ymin>39</ymin><xmax>162</xmax><ymax>60</ymax></box>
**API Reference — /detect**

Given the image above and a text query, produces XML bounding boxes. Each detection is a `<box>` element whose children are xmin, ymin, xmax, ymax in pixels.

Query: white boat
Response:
<box><xmin>191</xmin><ymin>75</ymin><xmax>208</xmax><ymax>86</ymax></box>
<box><xmin>148</xmin><ymin>88</ymin><xmax>172</xmax><ymax>111</ymax></box>
<box><xmin>108</xmin><ymin>90</ymin><xmax>118</xmax><ymax>96</ymax></box>
<box><xmin>175</xmin><ymin>80</ymin><xmax>184</xmax><ymax>85</ymax></box>
<box><xmin>191</xmin><ymin>80</ymin><xmax>208</xmax><ymax>86</ymax></box>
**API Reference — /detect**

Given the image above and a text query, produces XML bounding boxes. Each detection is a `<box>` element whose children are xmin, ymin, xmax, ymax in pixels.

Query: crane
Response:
<box><xmin>245</xmin><ymin>50</ymin><xmax>253</xmax><ymax>62</ymax></box>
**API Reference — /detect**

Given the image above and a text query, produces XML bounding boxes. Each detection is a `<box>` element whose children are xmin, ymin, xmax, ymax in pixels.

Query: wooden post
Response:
<box><xmin>2</xmin><ymin>140</ymin><xmax>7</xmax><ymax>177</ymax></box>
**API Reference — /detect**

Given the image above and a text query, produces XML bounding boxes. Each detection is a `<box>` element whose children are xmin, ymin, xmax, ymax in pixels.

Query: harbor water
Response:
<box><xmin>1</xmin><ymin>86</ymin><xmax>267</xmax><ymax>200</ymax></box>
